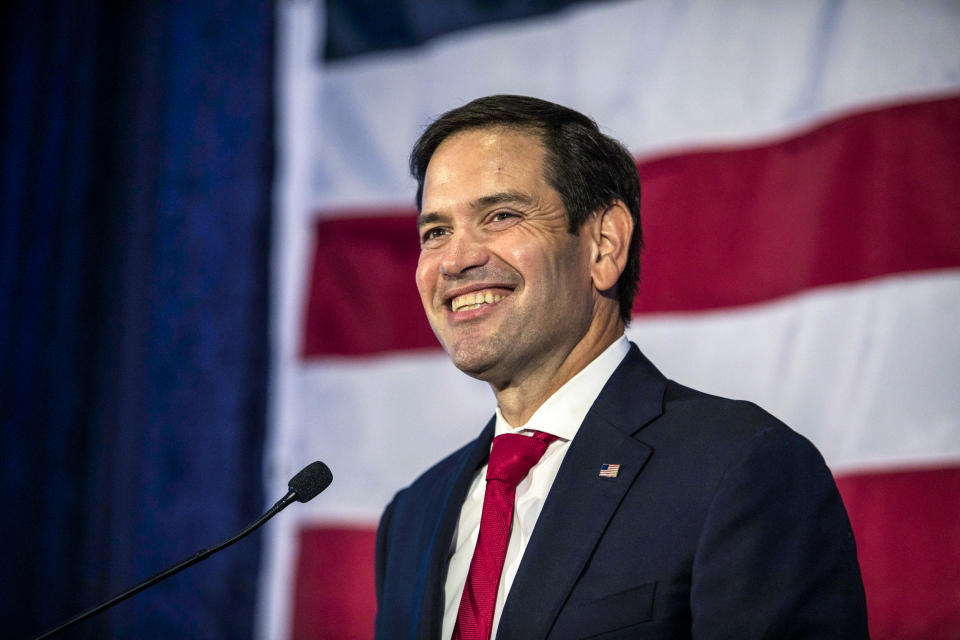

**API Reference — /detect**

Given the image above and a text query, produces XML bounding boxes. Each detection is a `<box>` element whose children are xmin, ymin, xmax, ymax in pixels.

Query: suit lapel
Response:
<box><xmin>497</xmin><ymin>345</ymin><xmax>668</xmax><ymax>639</ymax></box>
<box><xmin>415</xmin><ymin>418</ymin><xmax>495</xmax><ymax>639</ymax></box>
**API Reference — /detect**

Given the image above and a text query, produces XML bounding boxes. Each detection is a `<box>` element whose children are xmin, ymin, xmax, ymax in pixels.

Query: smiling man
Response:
<box><xmin>374</xmin><ymin>96</ymin><xmax>868</xmax><ymax>639</ymax></box>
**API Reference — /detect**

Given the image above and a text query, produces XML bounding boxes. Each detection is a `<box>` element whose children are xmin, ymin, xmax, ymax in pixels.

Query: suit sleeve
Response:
<box><xmin>690</xmin><ymin>426</ymin><xmax>869</xmax><ymax>639</ymax></box>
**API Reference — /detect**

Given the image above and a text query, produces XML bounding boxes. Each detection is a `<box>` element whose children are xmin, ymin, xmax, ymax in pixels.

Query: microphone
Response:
<box><xmin>34</xmin><ymin>461</ymin><xmax>333</xmax><ymax>640</ymax></box>
<box><xmin>287</xmin><ymin>460</ymin><xmax>334</xmax><ymax>503</ymax></box>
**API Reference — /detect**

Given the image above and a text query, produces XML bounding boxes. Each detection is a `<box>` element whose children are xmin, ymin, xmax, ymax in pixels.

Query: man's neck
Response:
<box><xmin>493</xmin><ymin>317</ymin><xmax>625</xmax><ymax>426</ymax></box>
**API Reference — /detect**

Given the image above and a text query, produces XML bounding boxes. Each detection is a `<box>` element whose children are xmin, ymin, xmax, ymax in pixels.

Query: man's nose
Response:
<box><xmin>440</xmin><ymin>229</ymin><xmax>488</xmax><ymax>277</ymax></box>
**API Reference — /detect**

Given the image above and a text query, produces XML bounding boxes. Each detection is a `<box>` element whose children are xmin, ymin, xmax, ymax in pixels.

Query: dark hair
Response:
<box><xmin>409</xmin><ymin>95</ymin><xmax>642</xmax><ymax>323</ymax></box>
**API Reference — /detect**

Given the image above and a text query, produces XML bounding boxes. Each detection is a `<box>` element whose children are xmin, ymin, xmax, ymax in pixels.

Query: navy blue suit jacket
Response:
<box><xmin>374</xmin><ymin>345</ymin><xmax>868</xmax><ymax>639</ymax></box>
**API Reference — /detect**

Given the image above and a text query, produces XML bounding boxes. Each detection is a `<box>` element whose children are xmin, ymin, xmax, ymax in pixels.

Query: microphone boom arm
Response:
<box><xmin>34</xmin><ymin>460</ymin><xmax>332</xmax><ymax>640</ymax></box>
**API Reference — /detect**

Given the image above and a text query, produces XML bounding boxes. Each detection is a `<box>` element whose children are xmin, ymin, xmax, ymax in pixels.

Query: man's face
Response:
<box><xmin>415</xmin><ymin>127</ymin><xmax>598</xmax><ymax>386</ymax></box>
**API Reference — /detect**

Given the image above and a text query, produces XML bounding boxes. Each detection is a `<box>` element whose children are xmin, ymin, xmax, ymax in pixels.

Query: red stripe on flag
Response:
<box><xmin>302</xmin><ymin>95</ymin><xmax>960</xmax><ymax>357</ymax></box>
<box><xmin>302</xmin><ymin>213</ymin><xmax>435</xmax><ymax>357</ymax></box>
<box><xmin>291</xmin><ymin>526</ymin><xmax>377</xmax><ymax>640</ymax></box>
<box><xmin>639</xmin><ymin>95</ymin><xmax>960</xmax><ymax>312</ymax></box>
<box><xmin>836</xmin><ymin>465</ymin><xmax>960</xmax><ymax>640</ymax></box>
<box><xmin>289</xmin><ymin>466</ymin><xmax>960</xmax><ymax>639</ymax></box>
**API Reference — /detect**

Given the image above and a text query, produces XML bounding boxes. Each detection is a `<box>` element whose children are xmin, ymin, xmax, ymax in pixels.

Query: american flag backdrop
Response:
<box><xmin>260</xmin><ymin>2</ymin><xmax>960</xmax><ymax>638</ymax></box>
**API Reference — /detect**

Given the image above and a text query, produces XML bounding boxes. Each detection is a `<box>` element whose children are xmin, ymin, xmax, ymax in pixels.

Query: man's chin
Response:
<box><xmin>446</xmin><ymin>342</ymin><xmax>506</xmax><ymax>381</ymax></box>
<box><xmin>450</xmin><ymin>352</ymin><xmax>498</xmax><ymax>379</ymax></box>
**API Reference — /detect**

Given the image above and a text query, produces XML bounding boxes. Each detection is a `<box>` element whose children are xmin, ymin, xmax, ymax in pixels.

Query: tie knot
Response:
<box><xmin>486</xmin><ymin>431</ymin><xmax>557</xmax><ymax>486</ymax></box>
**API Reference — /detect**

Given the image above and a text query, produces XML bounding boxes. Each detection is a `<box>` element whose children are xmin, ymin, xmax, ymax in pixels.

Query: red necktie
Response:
<box><xmin>453</xmin><ymin>430</ymin><xmax>558</xmax><ymax>640</ymax></box>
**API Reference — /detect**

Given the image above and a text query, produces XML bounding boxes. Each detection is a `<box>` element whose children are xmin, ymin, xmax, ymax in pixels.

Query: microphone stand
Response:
<box><xmin>33</xmin><ymin>491</ymin><xmax>298</xmax><ymax>640</ymax></box>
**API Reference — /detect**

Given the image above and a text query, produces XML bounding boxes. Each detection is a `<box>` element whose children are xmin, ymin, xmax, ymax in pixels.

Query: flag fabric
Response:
<box><xmin>262</xmin><ymin>2</ymin><xmax>960</xmax><ymax>638</ymax></box>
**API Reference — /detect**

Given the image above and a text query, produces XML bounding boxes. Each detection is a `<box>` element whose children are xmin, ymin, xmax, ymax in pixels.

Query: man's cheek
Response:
<box><xmin>414</xmin><ymin>264</ymin><xmax>432</xmax><ymax>304</ymax></box>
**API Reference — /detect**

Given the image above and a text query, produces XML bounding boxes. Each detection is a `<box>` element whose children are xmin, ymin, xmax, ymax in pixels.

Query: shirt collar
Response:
<box><xmin>495</xmin><ymin>335</ymin><xmax>631</xmax><ymax>441</ymax></box>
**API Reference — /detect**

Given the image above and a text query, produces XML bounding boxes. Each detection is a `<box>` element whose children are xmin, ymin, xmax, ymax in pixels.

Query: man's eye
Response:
<box><xmin>421</xmin><ymin>227</ymin><xmax>447</xmax><ymax>243</ymax></box>
<box><xmin>491</xmin><ymin>211</ymin><xmax>519</xmax><ymax>222</ymax></box>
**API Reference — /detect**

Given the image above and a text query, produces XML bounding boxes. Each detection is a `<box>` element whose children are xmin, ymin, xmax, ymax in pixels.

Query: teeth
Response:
<box><xmin>451</xmin><ymin>290</ymin><xmax>504</xmax><ymax>312</ymax></box>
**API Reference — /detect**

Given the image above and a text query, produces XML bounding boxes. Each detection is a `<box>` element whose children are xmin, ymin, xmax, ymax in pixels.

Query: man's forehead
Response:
<box><xmin>435</xmin><ymin>124</ymin><xmax>544</xmax><ymax>156</ymax></box>
<box><xmin>422</xmin><ymin>127</ymin><xmax>548</xmax><ymax>201</ymax></box>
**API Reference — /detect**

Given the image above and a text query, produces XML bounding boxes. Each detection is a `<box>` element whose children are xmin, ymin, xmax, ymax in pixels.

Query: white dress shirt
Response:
<box><xmin>441</xmin><ymin>335</ymin><xmax>631</xmax><ymax>639</ymax></box>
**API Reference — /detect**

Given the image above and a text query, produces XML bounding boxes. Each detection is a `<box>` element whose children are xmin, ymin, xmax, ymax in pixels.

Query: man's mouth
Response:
<box><xmin>450</xmin><ymin>288</ymin><xmax>509</xmax><ymax>312</ymax></box>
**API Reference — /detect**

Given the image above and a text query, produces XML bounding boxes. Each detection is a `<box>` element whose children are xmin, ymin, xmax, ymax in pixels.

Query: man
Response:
<box><xmin>374</xmin><ymin>95</ymin><xmax>868</xmax><ymax>639</ymax></box>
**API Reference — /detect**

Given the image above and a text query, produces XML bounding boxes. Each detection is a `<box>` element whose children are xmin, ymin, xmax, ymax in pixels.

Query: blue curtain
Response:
<box><xmin>1</xmin><ymin>2</ymin><xmax>273</xmax><ymax>638</ymax></box>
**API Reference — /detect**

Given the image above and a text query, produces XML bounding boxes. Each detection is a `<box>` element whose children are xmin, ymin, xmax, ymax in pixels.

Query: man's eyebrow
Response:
<box><xmin>416</xmin><ymin>211</ymin><xmax>445</xmax><ymax>229</ymax></box>
<box><xmin>416</xmin><ymin>191</ymin><xmax>534</xmax><ymax>229</ymax></box>
<box><xmin>470</xmin><ymin>191</ymin><xmax>534</xmax><ymax>209</ymax></box>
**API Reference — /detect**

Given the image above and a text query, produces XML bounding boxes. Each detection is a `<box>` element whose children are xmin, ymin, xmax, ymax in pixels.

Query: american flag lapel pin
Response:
<box><xmin>599</xmin><ymin>463</ymin><xmax>621</xmax><ymax>478</ymax></box>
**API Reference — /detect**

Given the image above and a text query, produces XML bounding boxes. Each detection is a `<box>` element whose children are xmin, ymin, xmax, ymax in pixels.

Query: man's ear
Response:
<box><xmin>589</xmin><ymin>200</ymin><xmax>633</xmax><ymax>292</ymax></box>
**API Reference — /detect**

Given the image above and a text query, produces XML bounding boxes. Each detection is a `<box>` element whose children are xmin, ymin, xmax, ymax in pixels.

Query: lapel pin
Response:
<box><xmin>599</xmin><ymin>463</ymin><xmax>621</xmax><ymax>478</ymax></box>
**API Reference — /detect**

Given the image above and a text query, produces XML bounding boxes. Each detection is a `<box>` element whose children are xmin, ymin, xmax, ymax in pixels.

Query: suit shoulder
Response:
<box><xmin>653</xmin><ymin>379</ymin><xmax>826</xmax><ymax>470</ymax></box>
<box><xmin>664</xmin><ymin>380</ymin><xmax>794</xmax><ymax>436</ymax></box>
<box><xmin>390</xmin><ymin>435</ymin><xmax>481</xmax><ymax>507</ymax></box>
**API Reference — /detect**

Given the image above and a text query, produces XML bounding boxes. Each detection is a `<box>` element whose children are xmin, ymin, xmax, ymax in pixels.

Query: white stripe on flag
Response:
<box><xmin>277</xmin><ymin>270</ymin><xmax>960</xmax><ymax>523</ymax></box>
<box><xmin>310</xmin><ymin>0</ymin><xmax>960</xmax><ymax>212</ymax></box>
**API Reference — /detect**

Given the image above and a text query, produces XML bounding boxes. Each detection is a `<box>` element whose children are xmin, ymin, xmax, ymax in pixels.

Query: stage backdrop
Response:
<box><xmin>262</xmin><ymin>2</ymin><xmax>960</xmax><ymax>638</ymax></box>
<box><xmin>1</xmin><ymin>2</ymin><xmax>273</xmax><ymax>638</ymax></box>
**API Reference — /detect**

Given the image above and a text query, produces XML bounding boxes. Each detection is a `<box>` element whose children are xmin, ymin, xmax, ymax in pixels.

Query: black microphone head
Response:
<box><xmin>288</xmin><ymin>461</ymin><xmax>333</xmax><ymax>503</ymax></box>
